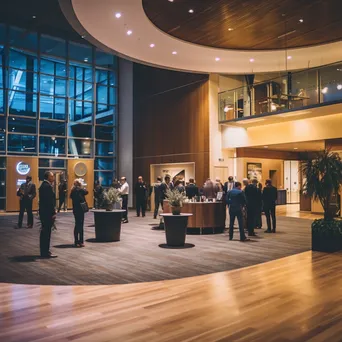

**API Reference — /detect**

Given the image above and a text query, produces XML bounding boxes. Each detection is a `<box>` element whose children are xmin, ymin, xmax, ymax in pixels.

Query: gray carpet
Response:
<box><xmin>0</xmin><ymin>210</ymin><xmax>311</xmax><ymax>285</ymax></box>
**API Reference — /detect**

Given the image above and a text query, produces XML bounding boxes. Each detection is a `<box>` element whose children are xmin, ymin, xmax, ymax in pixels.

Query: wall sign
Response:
<box><xmin>16</xmin><ymin>162</ymin><xmax>31</xmax><ymax>176</ymax></box>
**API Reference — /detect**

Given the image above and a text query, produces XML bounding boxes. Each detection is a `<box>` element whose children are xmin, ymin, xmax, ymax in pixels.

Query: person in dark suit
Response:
<box><xmin>159</xmin><ymin>175</ymin><xmax>172</xmax><ymax>202</ymax></box>
<box><xmin>256</xmin><ymin>182</ymin><xmax>263</xmax><ymax>229</ymax></box>
<box><xmin>226</xmin><ymin>182</ymin><xmax>249</xmax><ymax>242</ymax></box>
<box><xmin>134</xmin><ymin>176</ymin><xmax>148</xmax><ymax>217</ymax></box>
<box><xmin>263</xmin><ymin>179</ymin><xmax>278</xmax><ymax>233</ymax></box>
<box><xmin>17</xmin><ymin>175</ymin><xmax>36</xmax><ymax>229</ymax></box>
<box><xmin>185</xmin><ymin>178</ymin><xmax>199</xmax><ymax>199</ymax></box>
<box><xmin>39</xmin><ymin>171</ymin><xmax>57</xmax><ymax>258</ymax></box>
<box><xmin>57</xmin><ymin>179</ymin><xmax>67</xmax><ymax>212</ymax></box>
<box><xmin>244</xmin><ymin>179</ymin><xmax>259</xmax><ymax>236</ymax></box>
<box><xmin>70</xmin><ymin>179</ymin><xmax>89</xmax><ymax>247</ymax></box>
<box><xmin>223</xmin><ymin>176</ymin><xmax>235</xmax><ymax>194</ymax></box>
<box><xmin>153</xmin><ymin>177</ymin><xmax>163</xmax><ymax>219</ymax></box>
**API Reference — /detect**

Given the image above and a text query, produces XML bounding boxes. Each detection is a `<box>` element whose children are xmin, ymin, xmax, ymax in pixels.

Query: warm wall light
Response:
<box><xmin>299</xmin><ymin>19</ymin><xmax>304</xmax><ymax>23</ymax></box>
<box><xmin>189</xmin><ymin>9</ymin><xmax>194</xmax><ymax>13</ymax></box>
<box><xmin>150</xmin><ymin>43</ymin><xmax>155</xmax><ymax>48</ymax></box>
<box><xmin>228</xmin><ymin>28</ymin><xmax>233</xmax><ymax>31</ymax></box>
<box><xmin>287</xmin><ymin>56</ymin><xmax>292</xmax><ymax>60</ymax></box>
<box><xmin>294</xmin><ymin>147</ymin><xmax>298</xmax><ymax>150</ymax></box>
<box><xmin>215</xmin><ymin>57</ymin><xmax>220</xmax><ymax>61</ymax></box>
<box><xmin>115</xmin><ymin>12</ymin><xmax>122</xmax><ymax>18</ymax></box>
<box><xmin>172</xmin><ymin>51</ymin><xmax>177</xmax><ymax>55</ymax></box>
<box><xmin>127</xmin><ymin>30</ymin><xmax>132</xmax><ymax>35</ymax></box>
<box><xmin>264</xmin><ymin>146</ymin><xmax>269</xmax><ymax>148</ymax></box>
<box><xmin>249</xmin><ymin>58</ymin><xmax>255</xmax><ymax>62</ymax></box>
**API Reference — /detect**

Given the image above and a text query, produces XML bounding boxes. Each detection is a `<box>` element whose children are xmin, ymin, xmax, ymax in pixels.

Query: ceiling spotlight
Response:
<box><xmin>127</xmin><ymin>30</ymin><xmax>132</xmax><ymax>35</ymax></box>
<box><xmin>337</xmin><ymin>84</ymin><xmax>342</xmax><ymax>90</ymax></box>
<box><xmin>321</xmin><ymin>87</ymin><xmax>328</xmax><ymax>94</ymax></box>
<box><xmin>189</xmin><ymin>9</ymin><xmax>194</xmax><ymax>13</ymax></box>
<box><xmin>299</xmin><ymin>19</ymin><xmax>304</xmax><ymax>23</ymax></box>
<box><xmin>84</xmin><ymin>58</ymin><xmax>89</xmax><ymax>62</ymax></box>
<box><xmin>172</xmin><ymin>51</ymin><xmax>177</xmax><ymax>55</ymax></box>
<box><xmin>32</xmin><ymin>15</ymin><xmax>36</xmax><ymax>19</ymax></box>
<box><xmin>249</xmin><ymin>58</ymin><xmax>255</xmax><ymax>62</ymax></box>
<box><xmin>115</xmin><ymin>12</ymin><xmax>122</xmax><ymax>18</ymax></box>
<box><xmin>215</xmin><ymin>57</ymin><xmax>220</xmax><ymax>61</ymax></box>
<box><xmin>150</xmin><ymin>43</ymin><xmax>155</xmax><ymax>48</ymax></box>
<box><xmin>264</xmin><ymin>146</ymin><xmax>269</xmax><ymax>148</ymax></box>
<box><xmin>294</xmin><ymin>147</ymin><xmax>298</xmax><ymax>150</ymax></box>
<box><xmin>287</xmin><ymin>56</ymin><xmax>292</xmax><ymax>60</ymax></box>
<box><xmin>81</xmin><ymin>35</ymin><xmax>86</xmax><ymax>39</ymax></box>
<box><xmin>168</xmin><ymin>0</ymin><xmax>174</xmax><ymax>2</ymax></box>
<box><xmin>228</xmin><ymin>28</ymin><xmax>233</xmax><ymax>31</ymax></box>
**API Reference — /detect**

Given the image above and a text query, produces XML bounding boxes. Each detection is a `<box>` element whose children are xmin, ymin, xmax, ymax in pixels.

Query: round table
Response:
<box><xmin>91</xmin><ymin>209</ymin><xmax>126</xmax><ymax>242</ymax></box>
<box><xmin>160</xmin><ymin>214</ymin><xmax>193</xmax><ymax>247</ymax></box>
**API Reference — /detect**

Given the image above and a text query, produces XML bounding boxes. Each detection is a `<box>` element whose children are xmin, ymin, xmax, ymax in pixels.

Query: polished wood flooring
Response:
<box><xmin>277</xmin><ymin>204</ymin><xmax>324</xmax><ymax>220</ymax></box>
<box><xmin>0</xmin><ymin>251</ymin><xmax>341</xmax><ymax>342</ymax></box>
<box><xmin>0</xmin><ymin>210</ymin><xmax>312</xmax><ymax>285</ymax></box>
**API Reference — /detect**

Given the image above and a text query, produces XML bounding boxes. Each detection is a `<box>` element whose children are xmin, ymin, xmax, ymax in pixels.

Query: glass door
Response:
<box><xmin>284</xmin><ymin>160</ymin><xmax>300</xmax><ymax>204</ymax></box>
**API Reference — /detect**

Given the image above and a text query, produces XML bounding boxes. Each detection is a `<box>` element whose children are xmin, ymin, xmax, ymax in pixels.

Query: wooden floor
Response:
<box><xmin>0</xmin><ymin>210</ymin><xmax>312</xmax><ymax>285</ymax></box>
<box><xmin>0</xmin><ymin>251</ymin><xmax>341</xmax><ymax>342</ymax></box>
<box><xmin>277</xmin><ymin>204</ymin><xmax>323</xmax><ymax>220</ymax></box>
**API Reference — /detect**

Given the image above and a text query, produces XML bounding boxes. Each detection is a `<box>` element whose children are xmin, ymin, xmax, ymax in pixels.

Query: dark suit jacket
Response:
<box><xmin>17</xmin><ymin>182</ymin><xmax>36</xmax><ymax>201</ymax></box>
<box><xmin>70</xmin><ymin>187</ymin><xmax>89</xmax><ymax>214</ymax></box>
<box><xmin>244</xmin><ymin>184</ymin><xmax>259</xmax><ymax>208</ymax></box>
<box><xmin>39</xmin><ymin>181</ymin><xmax>56</xmax><ymax>221</ymax></box>
<box><xmin>185</xmin><ymin>184</ymin><xmax>199</xmax><ymax>199</ymax></box>
<box><xmin>227</xmin><ymin>188</ymin><xmax>246</xmax><ymax>212</ymax></box>
<box><xmin>262</xmin><ymin>186</ymin><xmax>278</xmax><ymax>208</ymax></box>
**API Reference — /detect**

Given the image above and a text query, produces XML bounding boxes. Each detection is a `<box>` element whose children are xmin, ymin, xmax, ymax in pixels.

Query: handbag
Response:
<box><xmin>80</xmin><ymin>201</ymin><xmax>89</xmax><ymax>213</ymax></box>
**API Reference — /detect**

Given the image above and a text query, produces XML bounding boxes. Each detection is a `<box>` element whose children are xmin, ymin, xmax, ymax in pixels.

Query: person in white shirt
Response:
<box><xmin>119</xmin><ymin>177</ymin><xmax>129</xmax><ymax>223</ymax></box>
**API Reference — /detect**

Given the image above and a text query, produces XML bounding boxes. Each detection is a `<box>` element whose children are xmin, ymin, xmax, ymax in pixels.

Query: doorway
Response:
<box><xmin>284</xmin><ymin>161</ymin><xmax>300</xmax><ymax>204</ymax></box>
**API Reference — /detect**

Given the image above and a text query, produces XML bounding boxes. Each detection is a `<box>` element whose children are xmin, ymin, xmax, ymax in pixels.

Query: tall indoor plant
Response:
<box><xmin>165</xmin><ymin>188</ymin><xmax>187</xmax><ymax>215</ymax></box>
<box><xmin>301</xmin><ymin>150</ymin><xmax>342</xmax><ymax>252</ymax></box>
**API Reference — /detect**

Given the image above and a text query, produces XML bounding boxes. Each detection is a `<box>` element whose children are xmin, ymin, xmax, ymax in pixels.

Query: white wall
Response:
<box><xmin>118</xmin><ymin>59</ymin><xmax>133</xmax><ymax>207</ymax></box>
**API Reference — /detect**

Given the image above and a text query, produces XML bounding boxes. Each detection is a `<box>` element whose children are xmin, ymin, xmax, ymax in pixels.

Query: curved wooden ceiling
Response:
<box><xmin>142</xmin><ymin>0</ymin><xmax>342</xmax><ymax>50</ymax></box>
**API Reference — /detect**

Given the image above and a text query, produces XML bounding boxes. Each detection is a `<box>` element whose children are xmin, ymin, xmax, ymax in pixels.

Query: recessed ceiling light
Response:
<box><xmin>228</xmin><ymin>28</ymin><xmax>233</xmax><ymax>31</ymax></box>
<box><xmin>299</xmin><ymin>19</ymin><xmax>304</xmax><ymax>23</ymax></box>
<box><xmin>172</xmin><ymin>51</ymin><xmax>177</xmax><ymax>55</ymax></box>
<box><xmin>215</xmin><ymin>57</ymin><xmax>220</xmax><ymax>61</ymax></box>
<box><xmin>127</xmin><ymin>30</ymin><xmax>132</xmax><ymax>35</ymax></box>
<box><xmin>189</xmin><ymin>9</ymin><xmax>194</xmax><ymax>13</ymax></box>
<box><xmin>32</xmin><ymin>15</ymin><xmax>36</xmax><ymax>19</ymax></box>
<box><xmin>249</xmin><ymin>58</ymin><xmax>255</xmax><ymax>62</ymax></box>
<box><xmin>168</xmin><ymin>0</ymin><xmax>174</xmax><ymax>2</ymax></box>
<box><xmin>84</xmin><ymin>58</ymin><xmax>88</xmax><ymax>62</ymax></box>
<box><xmin>294</xmin><ymin>147</ymin><xmax>298</xmax><ymax>150</ymax></box>
<box><xmin>150</xmin><ymin>43</ymin><xmax>155</xmax><ymax>48</ymax></box>
<box><xmin>287</xmin><ymin>56</ymin><xmax>292</xmax><ymax>60</ymax></box>
<box><xmin>81</xmin><ymin>35</ymin><xmax>86</xmax><ymax>39</ymax></box>
<box><xmin>115</xmin><ymin>12</ymin><xmax>122</xmax><ymax>18</ymax></box>
<box><xmin>264</xmin><ymin>146</ymin><xmax>269</xmax><ymax>148</ymax></box>
<box><xmin>337</xmin><ymin>84</ymin><xmax>342</xmax><ymax>90</ymax></box>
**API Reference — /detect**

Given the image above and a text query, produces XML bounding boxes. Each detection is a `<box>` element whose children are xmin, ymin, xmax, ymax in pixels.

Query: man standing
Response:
<box><xmin>39</xmin><ymin>171</ymin><xmax>57</xmax><ymax>258</ymax></box>
<box><xmin>159</xmin><ymin>175</ymin><xmax>172</xmax><ymax>202</ymax></box>
<box><xmin>153</xmin><ymin>176</ymin><xmax>163</xmax><ymax>219</ymax></box>
<box><xmin>57</xmin><ymin>179</ymin><xmax>67</xmax><ymax>212</ymax></box>
<box><xmin>185</xmin><ymin>178</ymin><xmax>199</xmax><ymax>200</ymax></box>
<box><xmin>245</xmin><ymin>179</ymin><xmax>259</xmax><ymax>237</ymax></box>
<box><xmin>134</xmin><ymin>176</ymin><xmax>148</xmax><ymax>217</ymax></box>
<box><xmin>17</xmin><ymin>175</ymin><xmax>36</xmax><ymax>229</ymax></box>
<box><xmin>227</xmin><ymin>182</ymin><xmax>249</xmax><ymax>242</ymax></box>
<box><xmin>119</xmin><ymin>177</ymin><xmax>129</xmax><ymax>223</ymax></box>
<box><xmin>223</xmin><ymin>176</ymin><xmax>235</xmax><ymax>194</ymax></box>
<box><xmin>93</xmin><ymin>180</ymin><xmax>104</xmax><ymax>209</ymax></box>
<box><xmin>263</xmin><ymin>179</ymin><xmax>278</xmax><ymax>233</ymax></box>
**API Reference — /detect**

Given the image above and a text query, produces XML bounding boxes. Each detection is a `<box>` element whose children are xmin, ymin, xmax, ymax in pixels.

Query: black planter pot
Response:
<box><xmin>312</xmin><ymin>231</ymin><xmax>342</xmax><ymax>252</ymax></box>
<box><xmin>161</xmin><ymin>214</ymin><xmax>192</xmax><ymax>246</ymax></box>
<box><xmin>92</xmin><ymin>210</ymin><xmax>125</xmax><ymax>242</ymax></box>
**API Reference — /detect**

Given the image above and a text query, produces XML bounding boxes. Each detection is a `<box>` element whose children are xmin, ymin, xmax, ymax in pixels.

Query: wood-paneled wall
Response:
<box><xmin>133</xmin><ymin>64</ymin><xmax>209</xmax><ymax>187</ymax></box>
<box><xmin>236</xmin><ymin>148</ymin><xmax>300</xmax><ymax>160</ymax></box>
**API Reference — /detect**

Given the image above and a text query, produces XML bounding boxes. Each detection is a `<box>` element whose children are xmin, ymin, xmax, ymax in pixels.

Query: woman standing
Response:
<box><xmin>70</xmin><ymin>179</ymin><xmax>89</xmax><ymax>247</ymax></box>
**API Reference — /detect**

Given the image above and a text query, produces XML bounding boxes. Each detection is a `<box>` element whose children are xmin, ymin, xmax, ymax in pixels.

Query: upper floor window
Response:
<box><xmin>9</xmin><ymin>27</ymin><xmax>37</xmax><ymax>52</ymax></box>
<box><xmin>40</xmin><ymin>35</ymin><xmax>66</xmax><ymax>58</ymax></box>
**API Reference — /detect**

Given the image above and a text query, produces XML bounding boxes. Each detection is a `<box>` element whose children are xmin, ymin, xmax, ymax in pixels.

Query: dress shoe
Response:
<box><xmin>41</xmin><ymin>254</ymin><xmax>57</xmax><ymax>258</ymax></box>
<box><xmin>229</xmin><ymin>237</ymin><xmax>233</xmax><ymax>241</ymax></box>
<box><xmin>123</xmin><ymin>219</ymin><xmax>129</xmax><ymax>223</ymax></box>
<box><xmin>248</xmin><ymin>233</ymin><xmax>257</xmax><ymax>236</ymax></box>
<box><xmin>264</xmin><ymin>230</ymin><xmax>272</xmax><ymax>233</ymax></box>
<box><xmin>240</xmin><ymin>238</ymin><xmax>250</xmax><ymax>242</ymax></box>
<box><xmin>79</xmin><ymin>243</ymin><xmax>85</xmax><ymax>247</ymax></box>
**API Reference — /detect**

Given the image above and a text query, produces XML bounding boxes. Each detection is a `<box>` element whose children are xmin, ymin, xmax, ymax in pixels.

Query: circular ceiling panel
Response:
<box><xmin>64</xmin><ymin>0</ymin><xmax>342</xmax><ymax>74</ymax></box>
<box><xmin>143</xmin><ymin>0</ymin><xmax>342</xmax><ymax>50</ymax></box>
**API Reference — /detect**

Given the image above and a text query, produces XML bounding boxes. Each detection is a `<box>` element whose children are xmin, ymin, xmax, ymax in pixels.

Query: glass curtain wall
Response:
<box><xmin>0</xmin><ymin>24</ymin><xmax>117</xmax><ymax>196</ymax></box>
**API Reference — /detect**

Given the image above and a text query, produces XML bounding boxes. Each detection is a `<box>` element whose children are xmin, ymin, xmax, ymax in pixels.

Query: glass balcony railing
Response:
<box><xmin>219</xmin><ymin>61</ymin><xmax>342</xmax><ymax>123</ymax></box>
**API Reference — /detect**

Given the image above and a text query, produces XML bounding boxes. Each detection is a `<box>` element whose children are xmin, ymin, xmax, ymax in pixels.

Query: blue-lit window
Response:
<box><xmin>109</xmin><ymin>87</ymin><xmax>117</xmax><ymax>105</ymax></box>
<box><xmin>9</xmin><ymin>27</ymin><xmax>37</xmax><ymax>51</ymax></box>
<box><xmin>40</xmin><ymin>96</ymin><xmax>66</xmax><ymax>120</ymax></box>
<box><xmin>8</xmin><ymin>117</ymin><xmax>36</xmax><ymax>134</ymax></box>
<box><xmin>55</xmin><ymin>78</ymin><xmax>67</xmax><ymax>96</ymax></box>
<box><xmin>0</xmin><ymin>89</ymin><xmax>4</xmax><ymax>113</ymax></box>
<box><xmin>0</xmin><ymin>67</ymin><xmax>4</xmax><ymax>88</ymax></box>
<box><xmin>69</xmin><ymin>100</ymin><xmax>92</xmax><ymax>121</ymax></box>
<box><xmin>41</xmin><ymin>58</ymin><xmax>67</xmax><ymax>77</ymax></box>
<box><xmin>9</xmin><ymin>91</ymin><xmax>37</xmax><ymax>117</ymax></box>
<box><xmin>39</xmin><ymin>136</ymin><xmax>66</xmax><ymax>156</ymax></box>
<box><xmin>40</xmin><ymin>120</ymin><xmax>65</xmax><ymax>136</ymax></box>
<box><xmin>69</xmin><ymin>42</ymin><xmax>92</xmax><ymax>64</ymax></box>
<box><xmin>0</xmin><ymin>24</ymin><xmax>5</xmax><ymax>43</ymax></box>
<box><xmin>68</xmin><ymin>138</ymin><xmax>92</xmax><ymax>157</ymax></box>
<box><xmin>95</xmin><ymin>50</ymin><xmax>116</xmax><ymax>69</ymax></box>
<box><xmin>68</xmin><ymin>123</ymin><xmax>92</xmax><ymax>138</ymax></box>
<box><xmin>97</xmin><ymin>85</ymin><xmax>108</xmax><ymax>104</ymax></box>
<box><xmin>95</xmin><ymin>157</ymin><xmax>114</xmax><ymax>170</ymax></box>
<box><xmin>95</xmin><ymin>141</ymin><xmax>114</xmax><ymax>156</ymax></box>
<box><xmin>8</xmin><ymin>134</ymin><xmax>36</xmax><ymax>153</ymax></box>
<box><xmin>9</xmin><ymin>69</ymin><xmax>38</xmax><ymax>93</ymax></box>
<box><xmin>9</xmin><ymin>49</ymin><xmax>38</xmax><ymax>71</ymax></box>
<box><xmin>94</xmin><ymin>171</ymin><xmax>114</xmax><ymax>187</ymax></box>
<box><xmin>40</xmin><ymin>74</ymin><xmax>54</xmax><ymax>95</ymax></box>
<box><xmin>0</xmin><ymin>117</ymin><xmax>5</xmax><ymax>151</ymax></box>
<box><xmin>39</xmin><ymin>158</ymin><xmax>65</xmax><ymax>168</ymax></box>
<box><xmin>69</xmin><ymin>64</ymin><xmax>93</xmax><ymax>82</ymax></box>
<box><xmin>41</xmin><ymin>35</ymin><xmax>66</xmax><ymax>58</ymax></box>
<box><xmin>95</xmin><ymin>105</ymin><xmax>115</xmax><ymax>125</ymax></box>
<box><xmin>95</xmin><ymin>126</ymin><xmax>114</xmax><ymax>140</ymax></box>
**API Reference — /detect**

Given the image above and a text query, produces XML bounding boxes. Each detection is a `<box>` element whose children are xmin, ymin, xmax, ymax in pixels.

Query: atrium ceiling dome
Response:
<box><xmin>60</xmin><ymin>0</ymin><xmax>342</xmax><ymax>74</ymax></box>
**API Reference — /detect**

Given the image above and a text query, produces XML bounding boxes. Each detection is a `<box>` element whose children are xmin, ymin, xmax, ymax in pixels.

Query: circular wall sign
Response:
<box><xmin>74</xmin><ymin>162</ymin><xmax>87</xmax><ymax>177</ymax></box>
<box><xmin>16</xmin><ymin>162</ymin><xmax>31</xmax><ymax>176</ymax></box>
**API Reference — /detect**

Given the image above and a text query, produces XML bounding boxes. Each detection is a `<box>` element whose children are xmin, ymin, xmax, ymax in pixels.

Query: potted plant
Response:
<box><xmin>301</xmin><ymin>150</ymin><xmax>342</xmax><ymax>252</ymax></box>
<box><xmin>103</xmin><ymin>187</ymin><xmax>121</xmax><ymax>211</ymax></box>
<box><xmin>165</xmin><ymin>188</ymin><xmax>187</xmax><ymax>215</ymax></box>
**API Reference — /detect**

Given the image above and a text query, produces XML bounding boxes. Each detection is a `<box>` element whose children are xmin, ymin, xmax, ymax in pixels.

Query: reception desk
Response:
<box><xmin>163</xmin><ymin>200</ymin><xmax>226</xmax><ymax>234</ymax></box>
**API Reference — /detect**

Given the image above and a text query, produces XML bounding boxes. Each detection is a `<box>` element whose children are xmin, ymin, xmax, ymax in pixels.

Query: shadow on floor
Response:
<box><xmin>54</xmin><ymin>244</ymin><xmax>76</xmax><ymax>249</ymax></box>
<box><xmin>85</xmin><ymin>238</ymin><xmax>118</xmax><ymax>243</ymax></box>
<box><xmin>8</xmin><ymin>255</ymin><xmax>40</xmax><ymax>262</ymax></box>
